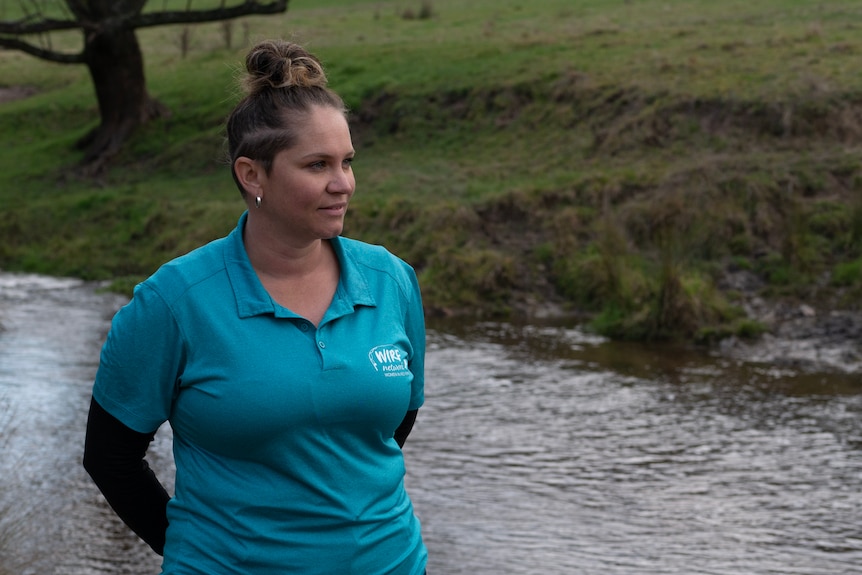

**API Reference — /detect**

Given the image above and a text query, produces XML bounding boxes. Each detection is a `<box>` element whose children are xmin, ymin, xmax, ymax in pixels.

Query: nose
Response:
<box><xmin>328</xmin><ymin>166</ymin><xmax>355</xmax><ymax>195</ymax></box>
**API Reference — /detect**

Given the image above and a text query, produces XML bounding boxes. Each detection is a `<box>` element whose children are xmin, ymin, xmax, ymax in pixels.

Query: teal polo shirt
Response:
<box><xmin>93</xmin><ymin>212</ymin><xmax>427</xmax><ymax>574</ymax></box>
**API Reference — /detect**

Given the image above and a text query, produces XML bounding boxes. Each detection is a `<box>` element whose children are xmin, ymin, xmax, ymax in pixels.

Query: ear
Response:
<box><xmin>234</xmin><ymin>156</ymin><xmax>265</xmax><ymax>197</ymax></box>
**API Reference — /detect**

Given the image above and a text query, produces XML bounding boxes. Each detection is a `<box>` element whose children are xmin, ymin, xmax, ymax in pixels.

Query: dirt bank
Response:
<box><xmin>717</xmin><ymin>270</ymin><xmax>862</xmax><ymax>374</ymax></box>
<box><xmin>0</xmin><ymin>86</ymin><xmax>37</xmax><ymax>104</ymax></box>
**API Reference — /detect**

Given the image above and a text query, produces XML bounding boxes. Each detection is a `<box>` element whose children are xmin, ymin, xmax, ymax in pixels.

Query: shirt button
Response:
<box><xmin>299</xmin><ymin>323</ymin><xmax>309</xmax><ymax>332</ymax></box>
<box><xmin>318</xmin><ymin>341</ymin><xmax>326</xmax><ymax>349</ymax></box>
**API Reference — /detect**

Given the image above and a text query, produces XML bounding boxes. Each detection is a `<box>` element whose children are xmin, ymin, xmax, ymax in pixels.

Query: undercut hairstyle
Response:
<box><xmin>225</xmin><ymin>40</ymin><xmax>347</xmax><ymax>196</ymax></box>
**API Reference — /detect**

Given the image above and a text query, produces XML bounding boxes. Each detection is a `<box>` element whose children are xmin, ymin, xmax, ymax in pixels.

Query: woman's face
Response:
<box><xmin>257</xmin><ymin>105</ymin><xmax>356</xmax><ymax>245</ymax></box>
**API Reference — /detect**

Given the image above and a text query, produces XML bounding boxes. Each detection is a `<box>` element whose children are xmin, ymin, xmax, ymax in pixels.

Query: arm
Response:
<box><xmin>394</xmin><ymin>409</ymin><xmax>418</xmax><ymax>448</ymax></box>
<box><xmin>82</xmin><ymin>396</ymin><xmax>170</xmax><ymax>556</ymax></box>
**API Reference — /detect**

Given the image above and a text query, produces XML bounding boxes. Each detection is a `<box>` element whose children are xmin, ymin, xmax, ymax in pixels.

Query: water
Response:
<box><xmin>416</xmin><ymin>322</ymin><xmax>862</xmax><ymax>574</ymax></box>
<box><xmin>1</xmin><ymin>273</ymin><xmax>860</xmax><ymax>574</ymax></box>
<box><xmin>0</xmin><ymin>273</ymin><xmax>166</xmax><ymax>574</ymax></box>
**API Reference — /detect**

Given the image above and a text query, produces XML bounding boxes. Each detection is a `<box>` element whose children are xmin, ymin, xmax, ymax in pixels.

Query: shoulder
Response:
<box><xmin>138</xmin><ymin>236</ymin><xmax>230</xmax><ymax>304</ymax></box>
<box><xmin>337</xmin><ymin>237</ymin><xmax>417</xmax><ymax>282</ymax></box>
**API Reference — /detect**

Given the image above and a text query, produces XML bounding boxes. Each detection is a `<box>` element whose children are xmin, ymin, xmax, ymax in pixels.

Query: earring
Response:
<box><xmin>255</xmin><ymin>196</ymin><xmax>262</xmax><ymax>208</ymax></box>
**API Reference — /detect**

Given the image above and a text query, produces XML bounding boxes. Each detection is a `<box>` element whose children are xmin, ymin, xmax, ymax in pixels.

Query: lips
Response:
<box><xmin>320</xmin><ymin>203</ymin><xmax>347</xmax><ymax>214</ymax></box>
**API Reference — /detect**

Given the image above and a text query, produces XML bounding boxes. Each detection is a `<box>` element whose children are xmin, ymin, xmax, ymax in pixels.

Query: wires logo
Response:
<box><xmin>368</xmin><ymin>344</ymin><xmax>410</xmax><ymax>377</ymax></box>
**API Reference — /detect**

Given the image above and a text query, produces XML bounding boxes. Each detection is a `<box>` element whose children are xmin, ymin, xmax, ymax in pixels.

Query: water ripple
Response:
<box><xmin>407</xmin><ymin>323</ymin><xmax>862</xmax><ymax>575</ymax></box>
<box><xmin>1</xmin><ymin>280</ymin><xmax>861</xmax><ymax>574</ymax></box>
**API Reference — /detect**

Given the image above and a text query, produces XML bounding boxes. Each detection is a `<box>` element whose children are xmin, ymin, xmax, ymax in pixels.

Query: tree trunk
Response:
<box><xmin>76</xmin><ymin>28</ymin><xmax>168</xmax><ymax>173</ymax></box>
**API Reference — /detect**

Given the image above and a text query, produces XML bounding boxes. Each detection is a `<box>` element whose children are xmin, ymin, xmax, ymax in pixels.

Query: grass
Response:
<box><xmin>1</xmin><ymin>0</ymin><xmax>861</xmax><ymax>340</ymax></box>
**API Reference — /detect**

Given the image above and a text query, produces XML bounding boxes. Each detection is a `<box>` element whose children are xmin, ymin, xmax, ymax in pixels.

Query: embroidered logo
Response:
<box><xmin>368</xmin><ymin>344</ymin><xmax>411</xmax><ymax>377</ymax></box>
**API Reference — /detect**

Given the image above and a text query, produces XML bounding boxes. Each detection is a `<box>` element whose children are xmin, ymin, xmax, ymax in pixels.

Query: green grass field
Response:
<box><xmin>1</xmin><ymin>0</ymin><xmax>861</xmax><ymax>340</ymax></box>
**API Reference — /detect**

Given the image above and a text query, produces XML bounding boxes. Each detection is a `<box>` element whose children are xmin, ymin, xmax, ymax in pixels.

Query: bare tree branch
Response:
<box><xmin>0</xmin><ymin>17</ymin><xmax>81</xmax><ymax>35</ymax></box>
<box><xmin>0</xmin><ymin>36</ymin><xmax>83</xmax><ymax>63</ymax></box>
<box><xmin>1</xmin><ymin>0</ymin><xmax>287</xmax><ymax>37</ymax></box>
<box><xmin>128</xmin><ymin>0</ymin><xmax>287</xmax><ymax>30</ymax></box>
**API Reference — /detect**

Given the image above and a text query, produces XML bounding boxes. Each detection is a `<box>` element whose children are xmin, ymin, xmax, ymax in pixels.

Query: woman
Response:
<box><xmin>83</xmin><ymin>40</ymin><xmax>427</xmax><ymax>574</ymax></box>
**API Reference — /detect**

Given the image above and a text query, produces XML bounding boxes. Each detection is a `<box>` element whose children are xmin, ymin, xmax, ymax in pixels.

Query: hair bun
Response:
<box><xmin>243</xmin><ymin>40</ymin><xmax>328</xmax><ymax>95</ymax></box>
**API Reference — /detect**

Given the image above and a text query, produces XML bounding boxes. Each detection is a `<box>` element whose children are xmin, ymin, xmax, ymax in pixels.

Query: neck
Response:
<box><xmin>243</xmin><ymin>215</ymin><xmax>331</xmax><ymax>279</ymax></box>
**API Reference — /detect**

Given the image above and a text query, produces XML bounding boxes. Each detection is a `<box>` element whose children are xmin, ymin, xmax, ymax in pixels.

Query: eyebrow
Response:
<box><xmin>299</xmin><ymin>149</ymin><xmax>355</xmax><ymax>160</ymax></box>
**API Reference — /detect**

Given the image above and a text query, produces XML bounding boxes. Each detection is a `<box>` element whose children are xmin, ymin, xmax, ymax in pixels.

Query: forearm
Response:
<box><xmin>394</xmin><ymin>409</ymin><xmax>418</xmax><ymax>448</ymax></box>
<box><xmin>83</xmin><ymin>397</ymin><xmax>170</xmax><ymax>555</ymax></box>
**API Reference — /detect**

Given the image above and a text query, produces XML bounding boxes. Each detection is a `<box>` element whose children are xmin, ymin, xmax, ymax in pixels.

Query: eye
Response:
<box><xmin>342</xmin><ymin>157</ymin><xmax>354</xmax><ymax>169</ymax></box>
<box><xmin>308</xmin><ymin>160</ymin><xmax>326</xmax><ymax>170</ymax></box>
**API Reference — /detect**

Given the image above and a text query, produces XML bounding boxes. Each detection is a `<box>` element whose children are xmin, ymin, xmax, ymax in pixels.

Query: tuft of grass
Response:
<box><xmin>401</xmin><ymin>1</ymin><xmax>435</xmax><ymax>21</ymax></box>
<box><xmin>833</xmin><ymin>258</ymin><xmax>862</xmax><ymax>287</ymax></box>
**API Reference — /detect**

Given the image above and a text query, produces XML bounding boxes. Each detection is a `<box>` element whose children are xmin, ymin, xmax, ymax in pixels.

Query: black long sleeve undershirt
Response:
<box><xmin>82</xmin><ymin>397</ymin><xmax>170</xmax><ymax>556</ymax></box>
<box><xmin>395</xmin><ymin>408</ymin><xmax>418</xmax><ymax>448</ymax></box>
<box><xmin>83</xmin><ymin>397</ymin><xmax>419</xmax><ymax>555</ymax></box>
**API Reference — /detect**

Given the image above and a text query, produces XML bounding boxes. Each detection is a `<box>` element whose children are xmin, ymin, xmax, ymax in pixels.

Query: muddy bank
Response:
<box><xmin>0</xmin><ymin>86</ymin><xmax>37</xmax><ymax>104</ymax></box>
<box><xmin>719</xmin><ymin>297</ymin><xmax>862</xmax><ymax>374</ymax></box>
<box><xmin>706</xmin><ymin>269</ymin><xmax>861</xmax><ymax>373</ymax></box>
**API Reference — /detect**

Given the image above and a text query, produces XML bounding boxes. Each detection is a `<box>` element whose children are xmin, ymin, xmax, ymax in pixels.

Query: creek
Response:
<box><xmin>0</xmin><ymin>272</ymin><xmax>860</xmax><ymax>574</ymax></box>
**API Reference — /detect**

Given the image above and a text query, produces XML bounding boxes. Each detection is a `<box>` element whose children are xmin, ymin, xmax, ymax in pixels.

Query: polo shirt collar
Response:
<box><xmin>224</xmin><ymin>211</ymin><xmax>376</xmax><ymax>319</ymax></box>
<box><xmin>326</xmin><ymin>235</ymin><xmax>376</xmax><ymax>320</ymax></box>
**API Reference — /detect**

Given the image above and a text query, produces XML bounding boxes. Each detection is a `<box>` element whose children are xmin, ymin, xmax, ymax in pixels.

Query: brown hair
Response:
<box><xmin>226</xmin><ymin>40</ymin><xmax>347</xmax><ymax>196</ymax></box>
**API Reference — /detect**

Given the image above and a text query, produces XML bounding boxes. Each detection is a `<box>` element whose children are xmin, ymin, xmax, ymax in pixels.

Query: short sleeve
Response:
<box><xmin>404</xmin><ymin>266</ymin><xmax>426</xmax><ymax>411</ymax></box>
<box><xmin>93</xmin><ymin>283</ymin><xmax>185</xmax><ymax>433</ymax></box>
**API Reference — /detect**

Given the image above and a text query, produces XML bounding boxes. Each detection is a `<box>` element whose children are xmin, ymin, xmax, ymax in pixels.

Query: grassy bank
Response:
<box><xmin>1</xmin><ymin>0</ymin><xmax>861</xmax><ymax>341</ymax></box>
